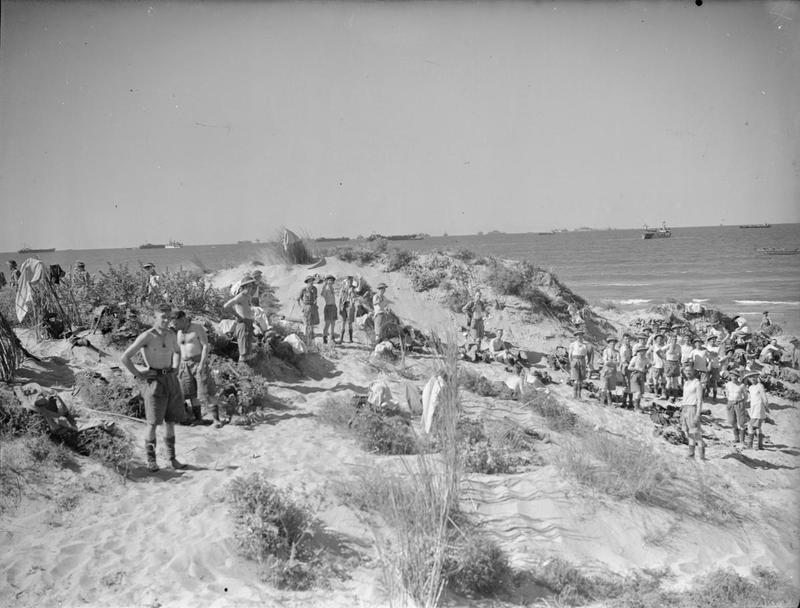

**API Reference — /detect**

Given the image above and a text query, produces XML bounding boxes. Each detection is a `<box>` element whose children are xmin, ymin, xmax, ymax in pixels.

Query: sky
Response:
<box><xmin>0</xmin><ymin>0</ymin><xmax>798</xmax><ymax>250</ymax></box>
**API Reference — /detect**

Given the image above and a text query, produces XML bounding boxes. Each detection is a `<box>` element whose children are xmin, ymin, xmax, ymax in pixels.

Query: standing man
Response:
<box><xmin>690</xmin><ymin>339</ymin><xmax>709</xmax><ymax>394</ymax></box>
<box><xmin>680</xmin><ymin>364</ymin><xmax>705</xmax><ymax>461</ymax></box>
<box><xmin>568</xmin><ymin>329</ymin><xmax>589</xmax><ymax>400</ymax></box>
<box><xmin>462</xmin><ymin>291</ymin><xmax>488</xmax><ymax>346</ymax></box>
<box><xmin>627</xmin><ymin>345</ymin><xmax>649</xmax><ymax>410</ymax></box>
<box><xmin>173</xmin><ymin>311</ymin><xmax>223</xmax><ymax>428</ymax></box>
<box><xmin>298</xmin><ymin>275</ymin><xmax>319</xmax><ymax>347</ymax></box>
<box><xmin>599</xmin><ymin>336</ymin><xmax>620</xmax><ymax>407</ymax></box>
<box><xmin>120</xmin><ymin>304</ymin><xmax>186</xmax><ymax>472</ymax></box>
<box><xmin>705</xmin><ymin>335</ymin><xmax>724</xmax><ymax>400</ymax></box>
<box><xmin>619</xmin><ymin>333</ymin><xmax>633</xmax><ymax>407</ymax></box>
<box><xmin>338</xmin><ymin>275</ymin><xmax>357</xmax><ymax>344</ymax></box>
<box><xmin>140</xmin><ymin>263</ymin><xmax>161</xmax><ymax>305</ymax></box>
<box><xmin>759</xmin><ymin>311</ymin><xmax>772</xmax><ymax>333</ymax></box>
<box><xmin>320</xmin><ymin>275</ymin><xmax>338</xmax><ymax>344</ymax></box>
<box><xmin>744</xmin><ymin>372</ymin><xmax>769</xmax><ymax>450</ymax></box>
<box><xmin>663</xmin><ymin>333</ymin><xmax>682</xmax><ymax>403</ymax></box>
<box><xmin>724</xmin><ymin>370</ymin><xmax>748</xmax><ymax>446</ymax></box>
<box><xmin>7</xmin><ymin>260</ymin><xmax>20</xmax><ymax>290</ymax></box>
<box><xmin>648</xmin><ymin>334</ymin><xmax>666</xmax><ymax>398</ymax></box>
<box><xmin>372</xmin><ymin>282</ymin><xmax>389</xmax><ymax>345</ymax></box>
<box><xmin>71</xmin><ymin>261</ymin><xmax>91</xmax><ymax>288</ymax></box>
<box><xmin>224</xmin><ymin>275</ymin><xmax>258</xmax><ymax>363</ymax></box>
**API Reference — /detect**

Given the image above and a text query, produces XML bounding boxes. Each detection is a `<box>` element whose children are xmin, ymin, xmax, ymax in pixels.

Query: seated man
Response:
<box><xmin>759</xmin><ymin>339</ymin><xmax>783</xmax><ymax>364</ymax></box>
<box><xmin>488</xmin><ymin>329</ymin><xmax>511</xmax><ymax>363</ymax></box>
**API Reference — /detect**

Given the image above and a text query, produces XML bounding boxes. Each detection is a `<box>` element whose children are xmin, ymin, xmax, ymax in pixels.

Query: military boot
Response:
<box><xmin>687</xmin><ymin>444</ymin><xmax>695</xmax><ymax>459</ymax></box>
<box><xmin>733</xmin><ymin>428</ymin><xmax>740</xmax><ymax>443</ymax></box>
<box><xmin>165</xmin><ymin>435</ymin><xmax>186</xmax><ymax>470</ymax></box>
<box><xmin>756</xmin><ymin>430</ymin><xmax>764</xmax><ymax>451</ymax></box>
<box><xmin>697</xmin><ymin>443</ymin><xmax>706</xmax><ymax>461</ymax></box>
<box><xmin>745</xmin><ymin>431</ymin><xmax>754</xmax><ymax>449</ymax></box>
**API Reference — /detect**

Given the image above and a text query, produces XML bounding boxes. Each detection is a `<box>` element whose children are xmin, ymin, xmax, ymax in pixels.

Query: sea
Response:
<box><xmin>4</xmin><ymin>224</ymin><xmax>800</xmax><ymax>335</ymax></box>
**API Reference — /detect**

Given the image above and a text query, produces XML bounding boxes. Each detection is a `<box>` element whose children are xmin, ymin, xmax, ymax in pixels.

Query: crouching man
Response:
<box><xmin>120</xmin><ymin>304</ymin><xmax>187</xmax><ymax>472</ymax></box>
<box><xmin>680</xmin><ymin>364</ymin><xmax>705</xmax><ymax>461</ymax></box>
<box><xmin>173</xmin><ymin>311</ymin><xmax>224</xmax><ymax>428</ymax></box>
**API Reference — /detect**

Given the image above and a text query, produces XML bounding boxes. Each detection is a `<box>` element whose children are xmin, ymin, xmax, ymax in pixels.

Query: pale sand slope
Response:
<box><xmin>1</xmin><ymin>258</ymin><xmax>798</xmax><ymax>608</ymax></box>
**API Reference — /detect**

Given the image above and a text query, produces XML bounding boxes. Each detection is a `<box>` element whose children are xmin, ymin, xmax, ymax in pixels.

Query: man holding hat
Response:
<box><xmin>744</xmin><ymin>372</ymin><xmax>769</xmax><ymax>450</ymax></box>
<box><xmin>120</xmin><ymin>303</ymin><xmax>186</xmax><ymax>472</ymax></box>
<box><xmin>599</xmin><ymin>336</ymin><xmax>620</xmax><ymax>406</ymax></box>
<box><xmin>298</xmin><ymin>275</ymin><xmax>320</xmax><ymax>346</ymax></box>
<box><xmin>320</xmin><ymin>275</ymin><xmax>338</xmax><ymax>344</ymax></box>
<box><xmin>724</xmin><ymin>369</ymin><xmax>748</xmax><ymax>445</ymax></box>
<box><xmin>568</xmin><ymin>329</ymin><xmax>589</xmax><ymax>399</ymax></box>
<box><xmin>338</xmin><ymin>275</ymin><xmax>357</xmax><ymax>344</ymax></box>
<box><xmin>139</xmin><ymin>262</ymin><xmax>161</xmax><ymax>305</ymax></box>
<box><xmin>680</xmin><ymin>364</ymin><xmax>706</xmax><ymax>460</ymax></box>
<box><xmin>372</xmin><ymin>282</ymin><xmax>389</xmax><ymax>345</ymax></box>
<box><xmin>224</xmin><ymin>275</ymin><xmax>258</xmax><ymax>363</ymax></box>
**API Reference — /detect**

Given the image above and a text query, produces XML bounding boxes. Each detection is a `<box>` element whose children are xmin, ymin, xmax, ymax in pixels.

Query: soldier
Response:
<box><xmin>298</xmin><ymin>275</ymin><xmax>319</xmax><ymax>346</ymax></box>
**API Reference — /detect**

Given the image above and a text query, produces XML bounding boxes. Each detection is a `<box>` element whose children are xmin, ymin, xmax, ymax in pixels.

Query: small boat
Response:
<box><xmin>165</xmin><ymin>240</ymin><xmax>183</xmax><ymax>249</ymax></box>
<box><xmin>642</xmin><ymin>221</ymin><xmax>672</xmax><ymax>239</ymax></box>
<box><xmin>139</xmin><ymin>243</ymin><xmax>166</xmax><ymax>249</ymax></box>
<box><xmin>17</xmin><ymin>246</ymin><xmax>56</xmax><ymax>253</ymax></box>
<box><xmin>740</xmin><ymin>223</ymin><xmax>771</xmax><ymax>229</ymax></box>
<box><xmin>756</xmin><ymin>247</ymin><xmax>800</xmax><ymax>255</ymax></box>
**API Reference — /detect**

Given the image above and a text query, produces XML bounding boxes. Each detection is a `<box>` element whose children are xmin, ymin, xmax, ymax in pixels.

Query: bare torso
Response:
<box><xmin>178</xmin><ymin>322</ymin><xmax>207</xmax><ymax>359</ymax></box>
<box><xmin>140</xmin><ymin>328</ymin><xmax>179</xmax><ymax>369</ymax></box>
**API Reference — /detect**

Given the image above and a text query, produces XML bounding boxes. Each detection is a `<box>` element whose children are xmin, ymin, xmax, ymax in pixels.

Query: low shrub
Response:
<box><xmin>525</xmin><ymin>391</ymin><xmax>581</xmax><ymax>432</ymax></box>
<box><xmin>453</xmin><ymin>249</ymin><xmax>476</xmax><ymax>262</ymax></box>
<box><xmin>63</xmin><ymin>425</ymin><xmax>134</xmax><ymax>477</ymax></box>
<box><xmin>460</xmin><ymin>371</ymin><xmax>517</xmax><ymax>400</ymax></box>
<box><xmin>385</xmin><ymin>249</ymin><xmax>417</xmax><ymax>272</ymax></box>
<box><xmin>74</xmin><ymin>371</ymin><xmax>145</xmax><ymax>419</ymax></box>
<box><xmin>445</xmin><ymin>535</ymin><xmax>511</xmax><ymax>598</ymax></box>
<box><xmin>333</xmin><ymin>246</ymin><xmax>380</xmax><ymax>265</ymax></box>
<box><xmin>228</xmin><ymin>473</ymin><xmax>318</xmax><ymax>590</ymax></box>
<box><xmin>441</xmin><ymin>285</ymin><xmax>471</xmax><ymax>314</ymax></box>
<box><xmin>526</xmin><ymin>557</ymin><xmax>622</xmax><ymax>606</ymax></box>
<box><xmin>0</xmin><ymin>390</ymin><xmax>50</xmax><ymax>437</ymax></box>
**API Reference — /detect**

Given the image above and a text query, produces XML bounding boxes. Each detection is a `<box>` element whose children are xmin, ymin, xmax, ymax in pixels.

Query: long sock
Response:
<box><xmin>192</xmin><ymin>404</ymin><xmax>203</xmax><ymax>421</ymax></box>
<box><xmin>165</xmin><ymin>436</ymin><xmax>186</xmax><ymax>469</ymax></box>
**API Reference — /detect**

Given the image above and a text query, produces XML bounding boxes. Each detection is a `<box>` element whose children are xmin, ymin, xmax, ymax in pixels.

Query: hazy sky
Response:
<box><xmin>1</xmin><ymin>0</ymin><xmax>798</xmax><ymax>249</ymax></box>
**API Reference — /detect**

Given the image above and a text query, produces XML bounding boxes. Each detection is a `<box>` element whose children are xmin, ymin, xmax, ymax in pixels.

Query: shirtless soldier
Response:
<box><xmin>223</xmin><ymin>276</ymin><xmax>258</xmax><ymax>363</ymax></box>
<box><xmin>120</xmin><ymin>304</ymin><xmax>186</xmax><ymax>472</ymax></box>
<box><xmin>173</xmin><ymin>311</ymin><xmax>223</xmax><ymax>428</ymax></box>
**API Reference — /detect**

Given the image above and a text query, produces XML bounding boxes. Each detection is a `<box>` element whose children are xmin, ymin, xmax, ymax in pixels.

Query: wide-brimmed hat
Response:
<box><xmin>304</xmin><ymin>275</ymin><xmax>315</xmax><ymax>283</ymax></box>
<box><xmin>325</xmin><ymin>274</ymin><xmax>335</xmax><ymax>281</ymax></box>
<box><xmin>692</xmin><ymin>338</ymin><xmax>703</xmax><ymax>345</ymax></box>
<box><xmin>239</xmin><ymin>275</ymin><xmax>256</xmax><ymax>287</ymax></box>
<box><xmin>635</xmin><ymin>345</ymin><xmax>648</xmax><ymax>352</ymax></box>
<box><xmin>377</xmin><ymin>282</ymin><xmax>388</xmax><ymax>289</ymax></box>
<box><xmin>740</xmin><ymin>371</ymin><xmax>761</xmax><ymax>381</ymax></box>
<box><xmin>654</xmin><ymin>333</ymin><xmax>665</xmax><ymax>340</ymax></box>
<box><xmin>706</xmin><ymin>334</ymin><xmax>718</xmax><ymax>341</ymax></box>
<box><xmin>142</xmin><ymin>263</ymin><xmax>155</xmax><ymax>269</ymax></box>
<box><xmin>606</xmin><ymin>336</ymin><xmax>618</xmax><ymax>343</ymax></box>
<box><xmin>574</xmin><ymin>329</ymin><xmax>585</xmax><ymax>336</ymax></box>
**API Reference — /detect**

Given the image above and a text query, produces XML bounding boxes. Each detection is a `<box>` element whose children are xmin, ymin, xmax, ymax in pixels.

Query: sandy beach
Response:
<box><xmin>2</xmin><ymin>252</ymin><xmax>799</xmax><ymax>608</ymax></box>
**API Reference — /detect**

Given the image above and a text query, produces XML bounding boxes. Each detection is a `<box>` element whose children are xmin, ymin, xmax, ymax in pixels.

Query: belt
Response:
<box><xmin>148</xmin><ymin>367</ymin><xmax>174</xmax><ymax>376</ymax></box>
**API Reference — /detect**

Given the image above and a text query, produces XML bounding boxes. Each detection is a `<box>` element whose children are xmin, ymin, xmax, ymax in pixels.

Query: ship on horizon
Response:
<box><xmin>18</xmin><ymin>245</ymin><xmax>56</xmax><ymax>253</ymax></box>
<box><xmin>139</xmin><ymin>242</ymin><xmax>166</xmax><ymax>249</ymax></box>
<box><xmin>642</xmin><ymin>222</ymin><xmax>672</xmax><ymax>239</ymax></box>
<box><xmin>165</xmin><ymin>240</ymin><xmax>183</xmax><ymax>249</ymax></box>
<box><xmin>739</xmin><ymin>223</ymin><xmax>771</xmax><ymax>229</ymax></box>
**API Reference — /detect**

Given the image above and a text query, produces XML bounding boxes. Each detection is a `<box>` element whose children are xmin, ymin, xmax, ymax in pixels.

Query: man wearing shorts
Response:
<box><xmin>568</xmin><ymin>329</ymin><xmax>588</xmax><ymax>400</ymax></box>
<box><xmin>599</xmin><ymin>336</ymin><xmax>620</xmax><ymax>407</ymax></box>
<box><xmin>705</xmin><ymin>335</ymin><xmax>724</xmax><ymax>400</ymax></box>
<box><xmin>648</xmin><ymin>334</ymin><xmax>666</xmax><ymax>398</ymax></box>
<box><xmin>724</xmin><ymin>370</ymin><xmax>748</xmax><ymax>445</ymax></box>
<box><xmin>690</xmin><ymin>339</ymin><xmax>709</xmax><ymax>392</ymax></box>
<box><xmin>619</xmin><ymin>334</ymin><xmax>633</xmax><ymax>407</ymax></box>
<box><xmin>372</xmin><ymin>282</ymin><xmax>389</xmax><ymax>345</ymax></box>
<box><xmin>680</xmin><ymin>365</ymin><xmax>705</xmax><ymax>460</ymax></box>
<box><xmin>627</xmin><ymin>345</ymin><xmax>649</xmax><ymax>410</ymax></box>
<box><xmin>120</xmin><ymin>304</ymin><xmax>186</xmax><ymax>473</ymax></box>
<box><xmin>338</xmin><ymin>275</ymin><xmax>357</xmax><ymax>344</ymax></box>
<box><xmin>320</xmin><ymin>275</ymin><xmax>338</xmax><ymax>344</ymax></box>
<box><xmin>174</xmin><ymin>311</ymin><xmax>223</xmax><ymax>428</ymax></box>
<box><xmin>462</xmin><ymin>291</ymin><xmax>488</xmax><ymax>345</ymax></box>
<box><xmin>663</xmin><ymin>333</ymin><xmax>682</xmax><ymax>403</ymax></box>
<box><xmin>744</xmin><ymin>372</ymin><xmax>769</xmax><ymax>450</ymax></box>
<box><xmin>298</xmin><ymin>275</ymin><xmax>319</xmax><ymax>347</ymax></box>
<box><xmin>224</xmin><ymin>275</ymin><xmax>258</xmax><ymax>363</ymax></box>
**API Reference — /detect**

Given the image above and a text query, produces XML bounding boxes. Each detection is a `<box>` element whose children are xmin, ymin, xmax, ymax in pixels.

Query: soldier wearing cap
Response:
<box><xmin>663</xmin><ymin>333</ymin><xmax>682</xmax><ymax>403</ymax></box>
<box><xmin>462</xmin><ymin>290</ymin><xmax>489</xmax><ymax>345</ymax></box>
<box><xmin>568</xmin><ymin>329</ymin><xmax>589</xmax><ymax>399</ymax></box>
<box><xmin>619</xmin><ymin>334</ymin><xmax>633</xmax><ymax>407</ymax></box>
<box><xmin>320</xmin><ymin>274</ymin><xmax>338</xmax><ymax>344</ymax></box>
<box><xmin>744</xmin><ymin>372</ymin><xmax>768</xmax><ymax>450</ymax></box>
<box><xmin>599</xmin><ymin>336</ymin><xmax>620</xmax><ymax>407</ymax></box>
<box><xmin>648</xmin><ymin>333</ymin><xmax>667</xmax><ymax>399</ymax></box>
<box><xmin>372</xmin><ymin>282</ymin><xmax>389</xmax><ymax>345</ymax></box>
<box><xmin>690</xmin><ymin>338</ymin><xmax>709</xmax><ymax>392</ymax></box>
<box><xmin>120</xmin><ymin>303</ymin><xmax>186</xmax><ymax>472</ymax></box>
<box><xmin>627</xmin><ymin>344</ymin><xmax>650</xmax><ymax>410</ymax></box>
<box><xmin>140</xmin><ymin>262</ymin><xmax>161</xmax><ymax>305</ymax></box>
<box><xmin>338</xmin><ymin>275</ymin><xmax>357</xmax><ymax>344</ymax></box>
<box><xmin>680</xmin><ymin>364</ymin><xmax>706</xmax><ymax>460</ymax></box>
<box><xmin>298</xmin><ymin>275</ymin><xmax>320</xmax><ymax>346</ymax></box>
<box><xmin>724</xmin><ymin>369</ymin><xmax>748</xmax><ymax>445</ymax></box>
<box><xmin>224</xmin><ymin>275</ymin><xmax>258</xmax><ymax>363</ymax></box>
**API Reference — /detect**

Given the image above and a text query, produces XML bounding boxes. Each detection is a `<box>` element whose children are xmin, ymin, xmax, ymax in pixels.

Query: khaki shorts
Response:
<box><xmin>179</xmin><ymin>357</ymin><xmax>217</xmax><ymax>401</ymax></box>
<box><xmin>680</xmin><ymin>404</ymin><xmax>702</xmax><ymax>439</ymax></box>
<box><xmin>143</xmin><ymin>372</ymin><xmax>185</xmax><ymax>425</ymax></box>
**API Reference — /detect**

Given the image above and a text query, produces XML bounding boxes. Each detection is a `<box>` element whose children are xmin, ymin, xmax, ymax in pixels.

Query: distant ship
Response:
<box><xmin>642</xmin><ymin>222</ymin><xmax>672</xmax><ymax>240</ymax></box>
<box><xmin>139</xmin><ymin>243</ymin><xmax>166</xmax><ymax>249</ymax></box>
<box><xmin>165</xmin><ymin>240</ymin><xmax>183</xmax><ymax>249</ymax></box>
<box><xmin>739</xmin><ymin>223</ymin><xmax>771</xmax><ymax>229</ymax></box>
<box><xmin>756</xmin><ymin>247</ymin><xmax>799</xmax><ymax>255</ymax></box>
<box><xmin>18</xmin><ymin>246</ymin><xmax>56</xmax><ymax>253</ymax></box>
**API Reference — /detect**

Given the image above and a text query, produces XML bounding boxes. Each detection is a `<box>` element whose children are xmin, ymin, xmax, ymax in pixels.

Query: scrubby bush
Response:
<box><xmin>74</xmin><ymin>371</ymin><xmax>145</xmax><ymax>419</ymax></box>
<box><xmin>156</xmin><ymin>269</ymin><xmax>228</xmax><ymax>318</ymax></box>
<box><xmin>453</xmin><ymin>249</ymin><xmax>476</xmax><ymax>262</ymax></box>
<box><xmin>228</xmin><ymin>473</ymin><xmax>318</xmax><ymax>590</ymax></box>
<box><xmin>384</xmin><ymin>249</ymin><xmax>417</xmax><ymax>272</ymax></box>
<box><xmin>525</xmin><ymin>391</ymin><xmax>581</xmax><ymax>432</ymax></box>
<box><xmin>334</xmin><ymin>246</ymin><xmax>380</xmax><ymax>265</ymax></box>
<box><xmin>441</xmin><ymin>283</ymin><xmax>471</xmax><ymax>314</ymax></box>
<box><xmin>63</xmin><ymin>425</ymin><xmax>134</xmax><ymax>477</ymax></box>
<box><xmin>445</xmin><ymin>535</ymin><xmax>511</xmax><ymax>598</ymax></box>
<box><xmin>460</xmin><ymin>371</ymin><xmax>517</xmax><ymax>400</ymax></box>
